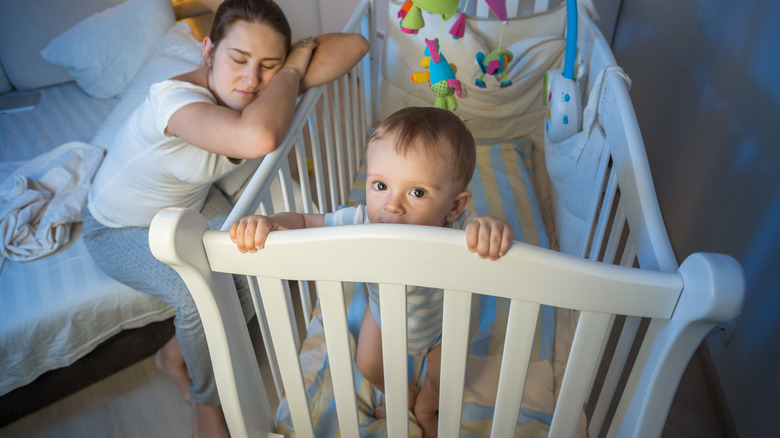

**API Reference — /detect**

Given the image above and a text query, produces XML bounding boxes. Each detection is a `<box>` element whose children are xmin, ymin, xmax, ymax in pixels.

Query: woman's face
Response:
<box><xmin>204</xmin><ymin>20</ymin><xmax>288</xmax><ymax>111</ymax></box>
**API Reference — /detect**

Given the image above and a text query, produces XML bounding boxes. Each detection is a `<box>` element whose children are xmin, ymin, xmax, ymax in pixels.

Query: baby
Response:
<box><xmin>230</xmin><ymin>106</ymin><xmax>514</xmax><ymax>437</ymax></box>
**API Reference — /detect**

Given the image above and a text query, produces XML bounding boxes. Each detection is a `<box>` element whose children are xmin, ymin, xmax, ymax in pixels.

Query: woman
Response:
<box><xmin>81</xmin><ymin>0</ymin><xmax>369</xmax><ymax>435</ymax></box>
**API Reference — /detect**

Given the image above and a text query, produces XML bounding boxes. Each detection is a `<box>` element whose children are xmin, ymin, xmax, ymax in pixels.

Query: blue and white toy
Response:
<box><xmin>543</xmin><ymin>0</ymin><xmax>582</xmax><ymax>143</ymax></box>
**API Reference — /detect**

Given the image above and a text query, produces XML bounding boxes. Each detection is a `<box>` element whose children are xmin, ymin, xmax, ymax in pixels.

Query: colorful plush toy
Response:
<box><xmin>399</xmin><ymin>0</ymin><xmax>460</xmax><ymax>34</ymax></box>
<box><xmin>475</xmin><ymin>48</ymin><xmax>513</xmax><ymax>88</ymax></box>
<box><xmin>411</xmin><ymin>38</ymin><xmax>463</xmax><ymax>110</ymax></box>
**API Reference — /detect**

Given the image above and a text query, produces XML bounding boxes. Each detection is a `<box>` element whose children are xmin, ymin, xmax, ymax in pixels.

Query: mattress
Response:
<box><xmin>0</xmin><ymin>82</ymin><xmax>118</xmax><ymax>165</ymax></box>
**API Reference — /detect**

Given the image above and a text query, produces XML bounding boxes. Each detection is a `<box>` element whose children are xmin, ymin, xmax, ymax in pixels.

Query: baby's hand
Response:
<box><xmin>465</xmin><ymin>216</ymin><xmax>515</xmax><ymax>260</ymax></box>
<box><xmin>229</xmin><ymin>215</ymin><xmax>283</xmax><ymax>253</ymax></box>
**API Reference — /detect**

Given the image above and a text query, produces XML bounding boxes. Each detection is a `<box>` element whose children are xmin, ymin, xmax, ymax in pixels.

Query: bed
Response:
<box><xmin>0</xmin><ymin>0</ymin><xmax>237</xmax><ymax>424</ymax></box>
<box><xmin>149</xmin><ymin>0</ymin><xmax>745</xmax><ymax>437</ymax></box>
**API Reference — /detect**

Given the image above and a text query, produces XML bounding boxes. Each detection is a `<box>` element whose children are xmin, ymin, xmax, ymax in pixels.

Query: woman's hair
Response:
<box><xmin>369</xmin><ymin>107</ymin><xmax>477</xmax><ymax>189</ymax></box>
<box><xmin>209</xmin><ymin>0</ymin><xmax>292</xmax><ymax>52</ymax></box>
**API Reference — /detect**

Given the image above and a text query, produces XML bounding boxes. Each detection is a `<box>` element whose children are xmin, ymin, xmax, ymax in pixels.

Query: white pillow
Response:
<box><xmin>40</xmin><ymin>0</ymin><xmax>175</xmax><ymax>99</ymax></box>
<box><xmin>91</xmin><ymin>23</ymin><xmax>202</xmax><ymax>150</ymax></box>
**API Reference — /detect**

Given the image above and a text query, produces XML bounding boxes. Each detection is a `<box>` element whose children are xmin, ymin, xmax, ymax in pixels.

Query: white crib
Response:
<box><xmin>149</xmin><ymin>1</ymin><xmax>745</xmax><ymax>437</ymax></box>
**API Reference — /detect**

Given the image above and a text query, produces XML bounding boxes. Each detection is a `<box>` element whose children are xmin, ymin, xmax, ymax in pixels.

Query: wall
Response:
<box><xmin>606</xmin><ymin>0</ymin><xmax>780</xmax><ymax>435</ymax></box>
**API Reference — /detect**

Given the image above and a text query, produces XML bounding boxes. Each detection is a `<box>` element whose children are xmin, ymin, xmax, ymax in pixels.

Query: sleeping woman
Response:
<box><xmin>81</xmin><ymin>0</ymin><xmax>369</xmax><ymax>436</ymax></box>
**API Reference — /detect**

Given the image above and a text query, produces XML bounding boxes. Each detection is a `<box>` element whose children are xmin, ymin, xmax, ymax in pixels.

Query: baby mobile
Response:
<box><xmin>398</xmin><ymin>0</ymin><xmax>514</xmax><ymax>110</ymax></box>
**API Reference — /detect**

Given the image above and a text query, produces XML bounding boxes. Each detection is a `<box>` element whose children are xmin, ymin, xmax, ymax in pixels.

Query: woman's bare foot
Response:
<box><xmin>154</xmin><ymin>336</ymin><xmax>192</xmax><ymax>405</ymax></box>
<box><xmin>192</xmin><ymin>402</ymin><xmax>230</xmax><ymax>438</ymax></box>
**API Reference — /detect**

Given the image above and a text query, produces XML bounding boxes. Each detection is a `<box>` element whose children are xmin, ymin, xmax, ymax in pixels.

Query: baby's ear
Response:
<box><xmin>445</xmin><ymin>190</ymin><xmax>472</xmax><ymax>222</ymax></box>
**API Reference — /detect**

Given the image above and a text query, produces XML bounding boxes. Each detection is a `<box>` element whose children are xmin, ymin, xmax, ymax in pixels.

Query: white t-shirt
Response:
<box><xmin>88</xmin><ymin>80</ymin><xmax>244</xmax><ymax>228</ymax></box>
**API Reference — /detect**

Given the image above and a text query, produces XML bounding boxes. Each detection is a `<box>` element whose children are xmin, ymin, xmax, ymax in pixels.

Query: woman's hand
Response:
<box><xmin>283</xmin><ymin>36</ymin><xmax>318</xmax><ymax>78</ymax></box>
<box><xmin>465</xmin><ymin>216</ymin><xmax>516</xmax><ymax>260</ymax></box>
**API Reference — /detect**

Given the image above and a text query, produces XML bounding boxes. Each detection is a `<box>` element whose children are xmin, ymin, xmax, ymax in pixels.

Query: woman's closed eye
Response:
<box><xmin>409</xmin><ymin>188</ymin><xmax>427</xmax><ymax>198</ymax></box>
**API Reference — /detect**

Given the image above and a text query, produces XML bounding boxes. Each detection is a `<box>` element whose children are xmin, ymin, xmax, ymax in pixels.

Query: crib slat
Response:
<box><xmin>379</xmin><ymin>283</ymin><xmax>409</xmax><ymax>438</ymax></box>
<box><xmin>306</xmin><ymin>113</ymin><xmax>327</xmax><ymax>214</ymax></box>
<box><xmin>588</xmin><ymin>315</ymin><xmax>642</xmax><ymax>437</ymax></box>
<box><xmin>602</xmin><ymin>200</ymin><xmax>627</xmax><ymax>264</ymax></box>
<box><xmin>279</xmin><ymin>165</ymin><xmax>296</xmax><ymax>213</ymax></box>
<box><xmin>534</xmin><ymin>0</ymin><xmax>549</xmax><ymax>13</ymax></box>
<box><xmin>491</xmin><ymin>300</ymin><xmax>541</xmax><ymax>438</ymax></box>
<box><xmin>256</xmin><ymin>276</ymin><xmax>315</xmax><ymax>438</ymax></box>
<box><xmin>348</xmin><ymin>66</ymin><xmax>363</xmax><ymax>169</ymax></box>
<box><xmin>247</xmin><ymin>276</ymin><xmax>285</xmax><ymax>405</ymax></box>
<box><xmin>586</xmin><ymin>314</ymin><xmax>616</xmax><ymax>404</ymax></box>
<box><xmin>282</xmin><ymin>280</ymin><xmax>302</xmax><ymax>352</ymax></box>
<box><xmin>317</xmin><ymin>280</ymin><xmax>361</xmax><ymax>438</ymax></box>
<box><xmin>437</xmin><ymin>289</ymin><xmax>472</xmax><ymax>437</ymax></box>
<box><xmin>319</xmin><ymin>91</ymin><xmax>339</xmax><ymax>212</ymax></box>
<box><xmin>606</xmin><ymin>318</ymin><xmax>668</xmax><ymax>438</ymax></box>
<box><xmin>589</xmin><ymin>168</ymin><xmax>619</xmax><ymax>260</ymax></box>
<box><xmin>342</xmin><ymin>75</ymin><xmax>356</xmax><ymax>190</ymax></box>
<box><xmin>549</xmin><ymin>311</ymin><xmax>612</xmax><ymax>437</ymax></box>
<box><xmin>293</xmin><ymin>133</ymin><xmax>313</xmax><ymax>214</ymax></box>
<box><xmin>579</xmin><ymin>146</ymin><xmax>612</xmax><ymax>258</ymax></box>
<box><xmin>330</xmin><ymin>81</ymin><xmax>349</xmax><ymax>204</ymax></box>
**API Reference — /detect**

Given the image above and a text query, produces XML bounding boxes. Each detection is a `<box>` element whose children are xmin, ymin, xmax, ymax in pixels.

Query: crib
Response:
<box><xmin>149</xmin><ymin>0</ymin><xmax>745</xmax><ymax>437</ymax></box>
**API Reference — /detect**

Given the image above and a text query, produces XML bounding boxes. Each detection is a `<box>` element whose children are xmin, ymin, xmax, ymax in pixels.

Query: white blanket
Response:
<box><xmin>0</xmin><ymin>141</ymin><xmax>104</xmax><ymax>265</ymax></box>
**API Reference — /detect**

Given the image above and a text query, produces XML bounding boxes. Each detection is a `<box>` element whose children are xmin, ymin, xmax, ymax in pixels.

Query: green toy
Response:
<box><xmin>398</xmin><ymin>0</ymin><xmax>460</xmax><ymax>34</ymax></box>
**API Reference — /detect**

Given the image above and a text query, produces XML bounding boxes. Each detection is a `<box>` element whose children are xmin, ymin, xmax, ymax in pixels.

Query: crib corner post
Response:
<box><xmin>149</xmin><ymin>208</ymin><xmax>276</xmax><ymax>438</ymax></box>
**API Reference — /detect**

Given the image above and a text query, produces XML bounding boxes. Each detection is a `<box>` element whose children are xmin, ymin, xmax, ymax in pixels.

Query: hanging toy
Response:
<box><xmin>475</xmin><ymin>48</ymin><xmax>513</xmax><ymax>88</ymax></box>
<box><xmin>399</xmin><ymin>0</ymin><xmax>460</xmax><ymax>34</ymax></box>
<box><xmin>473</xmin><ymin>0</ymin><xmax>513</xmax><ymax>88</ymax></box>
<box><xmin>411</xmin><ymin>38</ymin><xmax>463</xmax><ymax>110</ymax></box>
<box><xmin>448</xmin><ymin>0</ymin><xmax>469</xmax><ymax>39</ymax></box>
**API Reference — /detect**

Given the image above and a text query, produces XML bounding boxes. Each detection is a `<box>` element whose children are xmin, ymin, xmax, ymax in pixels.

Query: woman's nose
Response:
<box><xmin>243</xmin><ymin>66</ymin><xmax>260</xmax><ymax>87</ymax></box>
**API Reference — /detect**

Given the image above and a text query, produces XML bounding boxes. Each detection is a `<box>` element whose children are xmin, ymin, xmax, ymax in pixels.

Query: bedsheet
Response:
<box><xmin>274</xmin><ymin>141</ymin><xmax>580</xmax><ymax>437</ymax></box>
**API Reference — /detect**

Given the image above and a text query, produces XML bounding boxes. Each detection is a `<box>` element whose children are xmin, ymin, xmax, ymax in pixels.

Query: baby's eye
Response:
<box><xmin>410</xmin><ymin>188</ymin><xmax>427</xmax><ymax>198</ymax></box>
<box><xmin>372</xmin><ymin>181</ymin><xmax>387</xmax><ymax>191</ymax></box>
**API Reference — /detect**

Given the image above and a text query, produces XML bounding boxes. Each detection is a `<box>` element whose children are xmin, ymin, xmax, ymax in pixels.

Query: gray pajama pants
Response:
<box><xmin>82</xmin><ymin>186</ymin><xmax>253</xmax><ymax>405</ymax></box>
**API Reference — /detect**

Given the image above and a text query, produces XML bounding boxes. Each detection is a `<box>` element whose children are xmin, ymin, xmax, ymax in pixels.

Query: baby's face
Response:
<box><xmin>365</xmin><ymin>134</ymin><xmax>466</xmax><ymax>226</ymax></box>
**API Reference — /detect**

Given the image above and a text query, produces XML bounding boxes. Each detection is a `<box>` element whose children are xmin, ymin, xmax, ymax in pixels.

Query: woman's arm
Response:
<box><xmin>300</xmin><ymin>32</ymin><xmax>370</xmax><ymax>91</ymax></box>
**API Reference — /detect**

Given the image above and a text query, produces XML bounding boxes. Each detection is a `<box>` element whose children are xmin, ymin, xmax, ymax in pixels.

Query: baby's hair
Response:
<box><xmin>209</xmin><ymin>0</ymin><xmax>292</xmax><ymax>53</ymax></box>
<box><xmin>369</xmin><ymin>107</ymin><xmax>476</xmax><ymax>188</ymax></box>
